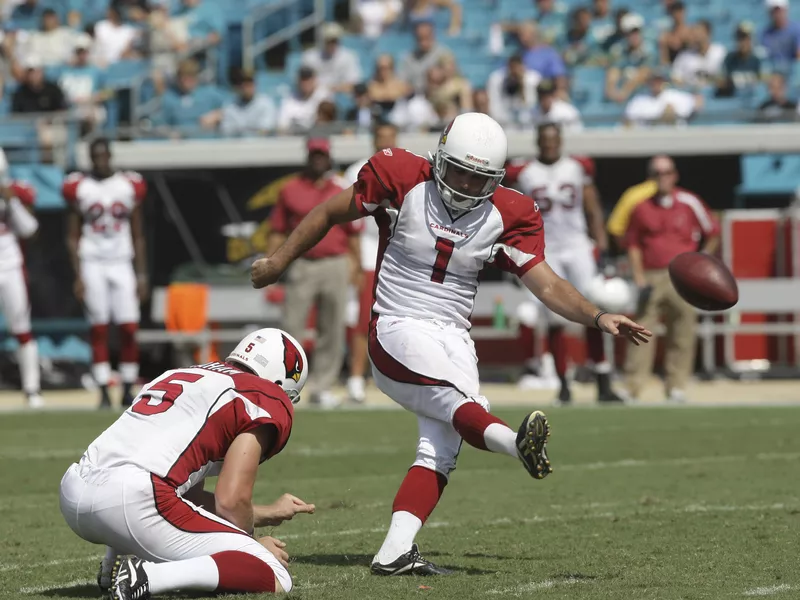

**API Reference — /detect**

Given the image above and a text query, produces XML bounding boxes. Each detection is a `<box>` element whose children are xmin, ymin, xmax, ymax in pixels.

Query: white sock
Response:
<box><xmin>594</xmin><ymin>361</ymin><xmax>612</xmax><ymax>374</ymax></box>
<box><xmin>144</xmin><ymin>556</ymin><xmax>219</xmax><ymax>594</ymax></box>
<box><xmin>92</xmin><ymin>361</ymin><xmax>111</xmax><ymax>386</ymax></box>
<box><xmin>119</xmin><ymin>362</ymin><xmax>139</xmax><ymax>384</ymax></box>
<box><xmin>484</xmin><ymin>422</ymin><xmax>518</xmax><ymax>457</ymax></box>
<box><xmin>17</xmin><ymin>340</ymin><xmax>39</xmax><ymax>395</ymax></box>
<box><xmin>374</xmin><ymin>510</ymin><xmax>423</xmax><ymax>565</ymax></box>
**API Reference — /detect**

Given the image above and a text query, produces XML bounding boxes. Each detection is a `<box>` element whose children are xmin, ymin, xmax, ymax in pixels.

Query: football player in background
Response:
<box><xmin>342</xmin><ymin>121</ymin><xmax>398</xmax><ymax>403</ymax></box>
<box><xmin>59</xmin><ymin>328</ymin><xmax>316</xmax><ymax>599</ymax></box>
<box><xmin>252</xmin><ymin>113</ymin><xmax>650</xmax><ymax>575</ymax></box>
<box><xmin>0</xmin><ymin>150</ymin><xmax>42</xmax><ymax>407</ymax></box>
<box><xmin>63</xmin><ymin>138</ymin><xmax>148</xmax><ymax>409</ymax></box>
<box><xmin>511</xmin><ymin>123</ymin><xmax>624</xmax><ymax>404</ymax></box>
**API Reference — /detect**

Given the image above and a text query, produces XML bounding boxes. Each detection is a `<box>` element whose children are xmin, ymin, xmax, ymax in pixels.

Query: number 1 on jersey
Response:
<box><xmin>431</xmin><ymin>237</ymin><xmax>455</xmax><ymax>284</ymax></box>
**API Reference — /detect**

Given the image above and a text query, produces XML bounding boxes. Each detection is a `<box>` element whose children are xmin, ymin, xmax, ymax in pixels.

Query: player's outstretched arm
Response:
<box><xmin>214</xmin><ymin>426</ymin><xmax>275</xmax><ymax>534</ymax></box>
<box><xmin>521</xmin><ymin>261</ymin><xmax>653</xmax><ymax>346</ymax></box>
<box><xmin>251</xmin><ymin>186</ymin><xmax>361</xmax><ymax>289</ymax></box>
<box><xmin>253</xmin><ymin>493</ymin><xmax>316</xmax><ymax>527</ymax></box>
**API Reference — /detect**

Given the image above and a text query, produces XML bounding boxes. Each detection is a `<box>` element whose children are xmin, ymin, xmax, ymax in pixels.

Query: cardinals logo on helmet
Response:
<box><xmin>440</xmin><ymin>118</ymin><xmax>455</xmax><ymax>146</ymax></box>
<box><xmin>282</xmin><ymin>334</ymin><xmax>304</xmax><ymax>383</ymax></box>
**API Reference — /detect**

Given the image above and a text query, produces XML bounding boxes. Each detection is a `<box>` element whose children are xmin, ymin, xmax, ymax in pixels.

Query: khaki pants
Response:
<box><xmin>624</xmin><ymin>269</ymin><xmax>697</xmax><ymax>397</ymax></box>
<box><xmin>283</xmin><ymin>256</ymin><xmax>350</xmax><ymax>393</ymax></box>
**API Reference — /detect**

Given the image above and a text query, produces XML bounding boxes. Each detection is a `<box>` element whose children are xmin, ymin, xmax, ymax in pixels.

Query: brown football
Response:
<box><xmin>668</xmin><ymin>252</ymin><xmax>739</xmax><ymax>311</ymax></box>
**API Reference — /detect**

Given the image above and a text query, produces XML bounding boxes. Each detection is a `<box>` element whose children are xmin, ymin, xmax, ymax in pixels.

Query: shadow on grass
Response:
<box><xmin>293</xmin><ymin>554</ymin><xmax>497</xmax><ymax>575</ymax></box>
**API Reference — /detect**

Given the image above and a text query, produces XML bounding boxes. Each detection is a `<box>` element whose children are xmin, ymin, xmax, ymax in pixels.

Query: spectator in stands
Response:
<box><xmin>67</xmin><ymin>0</ymin><xmax>112</xmax><ymax>29</ymax></box>
<box><xmin>760</xmin><ymin>0</ymin><xmax>800</xmax><ymax>74</ymax></box>
<box><xmin>657</xmin><ymin>1</ymin><xmax>690</xmax><ymax>65</ymax></box>
<box><xmin>16</xmin><ymin>8</ymin><xmax>77</xmax><ymax>68</ymax></box>
<box><xmin>149</xmin><ymin>2</ymin><xmax>190</xmax><ymax>95</ymax></box>
<box><xmin>92</xmin><ymin>6</ymin><xmax>140</xmax><ymax>67</ymax></box>
<box><xmin>158</xmin><ymin>58</ymin><xmax>225</xmax><ymax>135</ymax></box>
<box><xmin>346</xmin><ymin>83</ymin><xmax>377</xmax><ymax>132</ymax></box>
<box><xmin>533</xmin><ymin>0</ymin><xmax>568</xmax><ymax>45</ymax></box>
<box><xmin>516</xmin><ymin>21</ymin><xmax>567</xmax><ymax>97</ymax></box>
<box><xmin>301</xmin><ymin>23</ymin><xmax>362</xmax><ymax>95</ymax></box>
<box><xmin>367</xmin><ymin>54</ymin><xmax>411</xmax><ymax>119</ymax></box>
<box><xmin>717</xmin><ymin>22</ymin><xmax>765</xmax><ymax>97</ymax></box>
<box><xmin>755</xmin><ymin>72</ymin><xmax>797</xmax><ymax>122</ymax></box>
<box><xmin>355</xmin><ymin>0</ymin><xmax>402</xmax><ymax>39</ymax></box>
<box><xmin>390</xmin><ymin>64</ymin><xmax>455</xmax><ymax>131</ymax></box>
<box><xmin>313</xmin><ymin>99</ymin><xmax>339</xmax><ymax>133</ymax></box>
<box><xmin>671</xmin><ymin>20</ymin><xmax>726</xmax><ymax>90</ymax></box>
<box><xmin>221</xmin><ymin>69</ymin><xmax>277</xmax><ymax>137</ymax></box>
<box><xmin>472</xmin><ymin>88</ymin><xmax>490</xmax><ymax>115</ymax></box>
<box><xmin>175</xmin><ymin>0</ymin><xmax>224</xmax><ymax>48</ymax></box>
<box><xmin>10</xmin><ymin>0</ymin><xmax>44</xmax><ymax>31</ymax></box>
<box><xmin>433</xmin><ymin>53</ymin><xmax>472</xmax><ymax>111</ymax></box>
<box><xmin>590</xmin><ymin>0</ymin><xmax>615</xmax><ymax>48</ymax></box>
<box><xmin>486</xmin><ymin>53</ymin><xmax>539</xmax><ymax>126</ymax></box>
<box><xmin>623</xmin><ymin>155</ymin><xmax>719</xmax><ymax>403</ymax></box>
<box><xmin>59</xmin><ymin>34</ymin><xmax>111</xmax><ymax>134</ymax></box>
<box><xmin>562</xmin><ymin>7</ymin><xmax>597</xmax><ymax>67</ymax></box>
<box><xmin>624</xmin><ymin>70</ymin><xmax>701</xmax><ymax>127</ymax></box>
<box><xmin>277</xmin><ymin>66</ymin><xmax>331</xmax><ymax>134</ymax></box>
<box><xmin>399</xmin><ymin>21</ymin><xmax>453</xmax><ymax>93</ymax></box>
<box><xmin>600</xmin><ymin>7</ymin><xmax>629</xmax><ymax>55</ymax></box>
<box><xmin>531</xmin><ymin>79</ymin><xmax>583</xmax><ymax>130</ymax></box>
<box><xmin>11</xmin><ymin>56</ymin><xmax>66</xmax><ymax>113</ymax></box>
<box><xmin>406</xmin><ymin>0</ymin><xmax>462</xmax><ymax>36</ymax></box>
<box><xmin>606</xmin><ymin>13</ymin><xmax>656</xmax><ymax>103</ymax></box>
<box><xmin>268</xmin><ymin>137</ymin><xmax>362</xmax><ymax>409</ymax></box>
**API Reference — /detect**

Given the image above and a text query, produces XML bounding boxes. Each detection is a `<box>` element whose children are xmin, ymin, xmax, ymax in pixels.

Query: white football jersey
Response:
<box><xmin>62</xmin><ymin>171</ymin><xmax>147</xmax><ymax>261</ymax></box>
<box><xmin>354</xmin><ymin>149</ymin><xmax>545</xmax><ymax>329</ymax></box>
<box><xmin>81</xmin><ymin>361</ymin><xmax>294</xmax><ymax>493</ymax></box>
<box><xmin>344</xmin><ymin>158</ymin><xmax>380</xmax><ymax>271</ymax></box>
<box><xmin>0</xmin><ymin>180</ymin><xmax>35</xmax><ymax>271</ymax></box>
<box><xmin>516</xmin><ymin>156</ymin><xmax>590</xmax><ymax>252</ymax></box>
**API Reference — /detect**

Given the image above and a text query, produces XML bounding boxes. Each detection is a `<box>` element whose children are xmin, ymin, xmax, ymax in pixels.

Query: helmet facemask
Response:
<box><xmin>433</xmin><ymin>149</ymin><xmax>505</xmax><ymax>216</ymax></box>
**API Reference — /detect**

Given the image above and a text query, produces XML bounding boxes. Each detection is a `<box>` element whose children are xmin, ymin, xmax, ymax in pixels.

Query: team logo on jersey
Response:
<box><xmin>282</xmin><ymin>334</ymin><xmax>304</xmax><ymax>383</ymax></box>
<box><xmin>382</xmin><ymin>148</ymin><xmax>393</xmax><ymax>156</ymax></box>
<box><xmin>440</xmin><ymin>119</ymin><xmax>455</xmax><ymax>145</ymax></box>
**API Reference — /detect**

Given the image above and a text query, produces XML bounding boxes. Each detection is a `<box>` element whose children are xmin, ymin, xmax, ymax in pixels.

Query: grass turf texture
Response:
<box><xmin>1</xmin><ymin>406</ymin><xmax>799</xmax><ymax>600</ymax></box>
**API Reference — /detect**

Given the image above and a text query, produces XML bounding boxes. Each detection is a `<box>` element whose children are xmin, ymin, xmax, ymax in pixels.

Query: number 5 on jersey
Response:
<box><xmin>131</xmin><ymin>372</ymin><xmax>204</xmax><ymax>416</ymax></box>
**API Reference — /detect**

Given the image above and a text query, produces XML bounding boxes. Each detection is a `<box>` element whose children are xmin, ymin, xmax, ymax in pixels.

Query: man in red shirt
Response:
<box><xmin>624</xmin><ymin>155</ymin><xmax>720</xmax><ymax>402</ymax></box>
<box><xmin>268</xmin><ymin>138</ymin><xmax>362</xmax><ymax>408</ymax></box>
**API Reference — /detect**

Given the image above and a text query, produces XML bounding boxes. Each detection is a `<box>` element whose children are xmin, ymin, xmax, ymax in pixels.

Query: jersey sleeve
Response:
<box><xmin>9</xmin><ymin>180</ymin><xmax>35</xmax><ymax>206</ymax></box>
<box><xmin>491</xmin><ymin>191</ymin><xmax>546</xmax><ymax>277</ymax></box>
<box><xmin>232</xmin><ymin>378</ymin><xmax>294</xmax><ymax>461</ymax></box>
<box><xmin>353</xmin><ymin>148</ymin><xmax>430</xmax><ymax>216</ymax></box>
<box><xmin>62</xmin><ymin>172</ymin><xmax>83</xmax><ymax>205</ymax></box>
<box><xmin>573</xmin><ymin>155</ymin><xmax>596</xmax><ymax>185</ymax></box>
<box><xmin>503</xmin><ymin>158</ymin><xmax>529</xmax><ymax>186</ymax></box>
<box><xmin>123</xmin><ymin>171</ymin><xmax>147</xmax><ymax>203</ymax></box>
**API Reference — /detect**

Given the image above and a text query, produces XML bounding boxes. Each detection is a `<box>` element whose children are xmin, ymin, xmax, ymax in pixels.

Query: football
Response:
<box><xmin>668</xmin><ymin>252</ymin><xmax>739</xmax><ymax>311</ymax></box>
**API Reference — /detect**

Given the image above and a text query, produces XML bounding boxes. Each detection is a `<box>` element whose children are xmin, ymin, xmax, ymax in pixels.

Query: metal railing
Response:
<box><xmin>242</xmin><ymin>0</ymin><xmax>327</xmax><ymax>71</ymax></box>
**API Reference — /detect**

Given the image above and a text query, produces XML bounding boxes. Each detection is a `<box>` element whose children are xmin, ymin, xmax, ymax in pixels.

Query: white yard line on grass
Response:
<box><xmin>744</xmin><ymin>584</ymin><xmax>797</xmax><ymax>596</ymax></box>
<box><xmin>0</xmin><ymin>554</ymin><xmax>98</xmax><ymax>573</ymax></box>
<box><xmin>488</xmin><ymin>576</ymin><xmax>589</xmax><ymax>595</ymax></box>
<box><xmin>19</xmin><ymin>579</ymin><xmax>94</xmax><ymax>594</ymax></box>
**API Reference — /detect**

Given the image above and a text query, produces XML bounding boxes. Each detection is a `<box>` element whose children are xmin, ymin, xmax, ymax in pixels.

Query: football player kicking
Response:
<box><xmin>511</xmin><ymin>123</ymin><xmax>625</xmax><ymax>404</ymax></box>
<box><xmin>251</xmin><ymin>113</ymin><xmax>651</xmax><ymax>576</ymax></box>
<box><xmin>59</xmin><ymin>328</ymin><xmax>315</xmax><ymax>599</ymax></box>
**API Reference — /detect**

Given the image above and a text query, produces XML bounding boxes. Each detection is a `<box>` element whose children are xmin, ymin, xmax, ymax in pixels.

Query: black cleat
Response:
<box><xmin>110</xmin><ymin>556</ymin><xmax>150</xmax><ymax>600</ymax></box>
<box><xmin>98</xmin><ymin>386</ymin><xmax>112</xmax><ymax>410</ymax></box>
<box><xmin>371</xmin><ymin>544</ymin><xmax>453</xmax><ymax>576</ymax></box>
<box><xmin>597</xmin><ymin>389</ymin><xmax>625</xmax><ymax>403</ymax></box>
<box><xmin>516</xmin><ymin>411</ymin><xmax>553</xmax><ymax>480</ymax></box>
<box><xmin>556</xmin><ymin>384</ymin><xmax>572</xmax><ymax>405</ymax></box>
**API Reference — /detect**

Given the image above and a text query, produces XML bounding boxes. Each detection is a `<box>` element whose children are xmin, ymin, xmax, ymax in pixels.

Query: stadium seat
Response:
<box><xmin>736</xmin><ymin>154</ymin><xmax>800</xmax><ymax>198</ymax></box>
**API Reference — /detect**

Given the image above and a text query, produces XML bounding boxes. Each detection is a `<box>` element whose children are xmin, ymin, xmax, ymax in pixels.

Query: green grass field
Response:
<box><xmin>1</xmin><ymin>405</ymin><xmax>800</xmax><ymax>600</ymax></box>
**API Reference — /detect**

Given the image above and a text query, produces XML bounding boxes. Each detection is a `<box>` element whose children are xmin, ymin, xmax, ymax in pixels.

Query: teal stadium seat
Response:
<box><xmin>736</xmin><ymin>154</ymin><xmax>800</xmax><ymax>200</ymax></box>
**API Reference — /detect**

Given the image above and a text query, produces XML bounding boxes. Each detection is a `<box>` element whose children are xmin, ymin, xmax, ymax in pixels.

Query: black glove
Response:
<box><xmin>636</xmin><ymin>285</ymin><xmax>653</xmax><ymax>317</ymax></box>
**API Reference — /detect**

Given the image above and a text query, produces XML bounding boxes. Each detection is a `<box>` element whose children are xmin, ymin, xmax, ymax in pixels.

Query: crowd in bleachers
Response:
<box><xmin>0</xmin><ymin>0</ymin><xmax>800</xmax><ymax>143</ymax></box>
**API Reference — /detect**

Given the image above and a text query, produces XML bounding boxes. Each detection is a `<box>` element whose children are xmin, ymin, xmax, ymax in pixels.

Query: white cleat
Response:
<box><xmin>347</xmin><ymin>376</ymin><xmax>366</xmax><ymax>404</ymax></box>
<box><xmin>667</xmin><ymin>389</ymin><xmax>687</xmax><ymax>403</ymax></box>
<box><xmin>26</xmin><ymin>393</ymin><xmax>44</xmax><ymax>409</ymax></box>
<box><xmin>311</xmin><ymin>391</ymin><xmax>341</xmax><ymax>410</ymax></box>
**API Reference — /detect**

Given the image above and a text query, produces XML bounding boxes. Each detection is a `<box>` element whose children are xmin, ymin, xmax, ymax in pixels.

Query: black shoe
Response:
<box><xmin>110</xmin><ymin>557</ymin><xmax>150</xmax><ymax>600</ymax></box>
<box><xmin>556</xmin><ymin>384</ymin><xmax>572</xmax><ymax>405</ymax></box>
<box><xmin>97</xmin><ymin>560</ymin><xmax>112</xmax><ymax>593</ymax></box>
<box><xmin>597</xmin><ymin>389</ymin><xmax>625</xmax><ymax>403</ymax></box>
<box><xmin>371</xmin><ymin>544</ymin><xmax>453</xmax><ymax>576</ymax></box>
<box><xmin>98</xmin><ymin>386</ymin><xmax>111</xmax><ymax>410</ymax></box>
<box><xmin>516</xmin><ymin>411</ymin><xmax>553</xmax><ymax>480</ymax></box>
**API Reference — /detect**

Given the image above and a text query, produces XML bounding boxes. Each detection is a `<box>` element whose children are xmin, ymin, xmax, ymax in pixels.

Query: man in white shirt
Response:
<box><xmin>18</xmin><ymin>8</ymin><xmax>77</xmax><ymax>67</ymax></box>
<box><xmin>624</xmin><ymin>70</ymin><xmax>702</xmax><ymax>127</ymax></box>
<box><xmin>277</xmin><ymin>66</ymin><xmax>331</xmax><ymax>133</ymax></box>
<box><xmin>92</xmin><ymin>5</ymin><xmax>139</xmax><ymax>67</ymax></box>
<box><xmin>301</xmin><ymin>22</ymin><xmax>362</xmax><ymax>94</ymax></box>
<box><xmin>486</xmin><ymin>54</ymin><xmax>540</xmax><ymax>126</ymax></box>
<box><xmin>671</xmin><ymin>20</ymin><xmax>726</xmax><ymax>89</ymax></box>
<box><xmin>531</xmin><ymin>79</ymin><xmax>583</xmax><ymax>131</ymax></box>
<box><xmin>221</xmin><ymin>70</ymin><xmax>277</xmax><ymax>136</ymax></box>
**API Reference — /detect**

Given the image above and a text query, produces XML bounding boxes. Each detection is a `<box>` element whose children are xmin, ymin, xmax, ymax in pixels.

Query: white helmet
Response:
<box><xmin>586</xmin><ymin>275</ymin><xmax>635</xmax><ymax>314</ymax></box>
<box><xmin>226</xmin><ymin>328</ymin><xmax>308</xmax><ymax>404</ymax></box>
<box><xmin>433</xmin><ymin>112</ymin><xmax>507</xmax><ymax>214</ymax></box>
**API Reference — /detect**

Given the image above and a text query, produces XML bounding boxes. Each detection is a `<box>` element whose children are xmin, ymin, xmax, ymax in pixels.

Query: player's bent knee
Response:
<box><xmin>452</xmin><ymin>395</ymin><xmax>490</xmax><ymax>417</ymax></box>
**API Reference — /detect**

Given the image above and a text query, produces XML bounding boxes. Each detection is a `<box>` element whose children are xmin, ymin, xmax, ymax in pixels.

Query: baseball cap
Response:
<box><xmin>736</xmin><ymin>21</ymin><xmax>754</xmax><ymax>38</ymax></box>
<box><xmin>307</xmin><ymin>137</ymin><xmax>331</xmax><ymax>154</ymax></box>
<box><xmin>536</xmin><ymin>79</ymin><xmax>556</xmax><ymax>97</ymax></box>
<box><xmin>621</xmin><ymin>13</ymin><xmax>644</xmax><ymax>33</ymax></box>
<box><xmin>22</xmin><ymin>55</ymin><xmax>43</xmax><ymax>70</ymax></box>
<box><xmin>75</xmin><ymin>33</ymin><xmax>92</xmax><ymax>51</ymax></box>
<box><xmin>321</xmin><ymin>22</ymin><xmax>344</xmax><ymax>41</ymax></box>
<box><xmin>766</xmin><ymin>0</ymin><xmax>789</xmax><ymax>9</ymax></box>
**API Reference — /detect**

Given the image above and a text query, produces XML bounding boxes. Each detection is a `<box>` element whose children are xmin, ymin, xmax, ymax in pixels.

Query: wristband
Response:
<box><xmin>593</xmin><ymin>310</ymin><xmax>608</xmax><ymax>330</ymax></box>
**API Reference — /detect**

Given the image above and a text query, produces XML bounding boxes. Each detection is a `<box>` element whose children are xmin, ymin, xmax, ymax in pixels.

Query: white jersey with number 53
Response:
<box><xmin>516</xmin><ymin>157</ymin><xmax>590</xmax><ymax>253</ymax></box>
